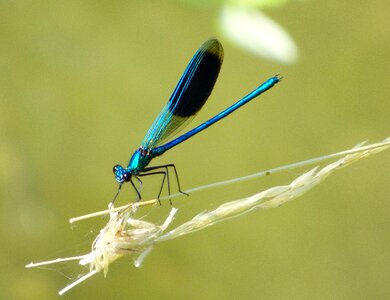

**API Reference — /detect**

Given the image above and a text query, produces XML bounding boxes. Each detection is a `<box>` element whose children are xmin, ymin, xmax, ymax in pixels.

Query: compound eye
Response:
<box><xmin>123</xmin><ymin>172</ymin><xmax>131</xmax><ymax>182</ymax></box>
<box><xmin>113</xmin><ymin>165</ymin><xmax>120</xmax><ymax>174</ymax></box>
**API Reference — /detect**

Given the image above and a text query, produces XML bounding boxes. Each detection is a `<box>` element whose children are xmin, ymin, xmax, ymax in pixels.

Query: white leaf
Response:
<box><xmin>219</xmin><ymin>4</ymin><xmax>299</xmax><ymax>64</ymax></box>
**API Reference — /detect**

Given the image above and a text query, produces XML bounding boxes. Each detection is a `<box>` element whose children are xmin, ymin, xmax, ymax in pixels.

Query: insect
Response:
<box><xmin>112</xmin><ymin>38</ymin><xmax>280</xmax><ymax>203</ymax></box>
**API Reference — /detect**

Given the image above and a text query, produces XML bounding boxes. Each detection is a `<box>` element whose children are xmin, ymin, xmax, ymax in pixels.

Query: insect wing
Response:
<box><xmin>141</xmin><ymin>39</ymin><xmax>223</xmax><ymax>150</ymax></box>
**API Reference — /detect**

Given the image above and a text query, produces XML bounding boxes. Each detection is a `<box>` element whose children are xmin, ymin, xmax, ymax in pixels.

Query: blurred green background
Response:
<box><xmin>1</xmin><ymin>0</ymin><xmax>389</xmax><ymax>299</ymax></box>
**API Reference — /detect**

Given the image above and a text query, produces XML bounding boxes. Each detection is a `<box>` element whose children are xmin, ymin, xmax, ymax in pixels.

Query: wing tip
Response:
<box><xmin>203</xmin><ymin>38</ymin><xmax>224</xmax><ymax>62</ymax></box>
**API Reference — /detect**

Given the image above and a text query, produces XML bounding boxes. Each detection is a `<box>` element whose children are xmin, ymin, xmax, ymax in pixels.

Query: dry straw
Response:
<box><xmin>26</xmin><ymin>137</ymin><xmax>390</xmax><ymax>295</ymax></box>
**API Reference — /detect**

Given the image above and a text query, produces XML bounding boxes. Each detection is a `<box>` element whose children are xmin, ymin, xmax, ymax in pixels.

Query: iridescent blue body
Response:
<box><xmin>113</xmin><ymin>38</ymin><xmax>280</xmax><ymax>201</ymax></box>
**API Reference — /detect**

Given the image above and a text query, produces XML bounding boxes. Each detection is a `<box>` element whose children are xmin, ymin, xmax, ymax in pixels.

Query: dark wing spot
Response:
<box><xmin>168</xmin><ymin>39</ymin><xmax>224</xmax><ymax>117</ymax></box>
